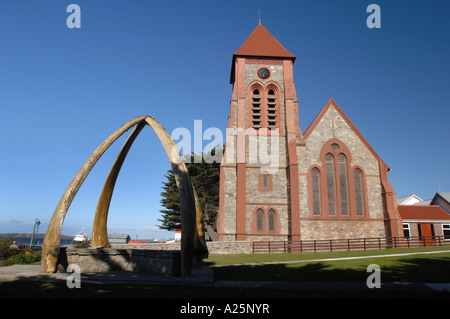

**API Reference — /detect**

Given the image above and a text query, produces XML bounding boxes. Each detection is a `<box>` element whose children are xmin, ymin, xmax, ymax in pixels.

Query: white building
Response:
<box><xmin>397</xmin><ymin>194</ymin><xmax>423</xmax><ymax>205</ymax></box>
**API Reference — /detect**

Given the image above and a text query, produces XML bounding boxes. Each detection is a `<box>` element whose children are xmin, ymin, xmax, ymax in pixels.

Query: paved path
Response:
<box><xmin>1</xmin><ymin>264</ymin><xmax>449</xmax><ymax>292</ymax></box>
<box><xmin>0</xmin><ymin>265</ymin><xmax>214</xmax><ymax>286</ymax></box>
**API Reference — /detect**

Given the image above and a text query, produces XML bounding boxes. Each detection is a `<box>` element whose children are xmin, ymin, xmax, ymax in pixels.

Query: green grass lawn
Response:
<box><xmin>205</xmin><ymin>246</ymin><xmax>450</xmax><ymax>265</ymax></box>
<box><xmin>205</xmin><ymin>246</ymin><xmax>450</xmax><ymax>283</ymax></box>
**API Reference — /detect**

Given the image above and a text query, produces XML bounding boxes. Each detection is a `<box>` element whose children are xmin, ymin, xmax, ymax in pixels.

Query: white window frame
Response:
<box><xmin>442</xmin><ymin>224</ymin><xmax>450</xmax><ymax>240</ymax></box>
<box><xmin>403</xmin><ymin>223</ymin><xmax>411</xmax><ymax>238</ymax></box>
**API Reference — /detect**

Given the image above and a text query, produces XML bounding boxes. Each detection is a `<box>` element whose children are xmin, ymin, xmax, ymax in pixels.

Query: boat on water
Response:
<box><xmin>73</xmin><ymin>230</ymin><xmax>89</xmax><ymax>242</ymax></box>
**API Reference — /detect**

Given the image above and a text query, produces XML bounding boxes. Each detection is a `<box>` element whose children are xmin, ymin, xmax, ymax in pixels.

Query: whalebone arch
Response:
<box><xmin>41</xmin><ymin>115</ymin><xmax>207</xmax><ymax>277</ymax></box>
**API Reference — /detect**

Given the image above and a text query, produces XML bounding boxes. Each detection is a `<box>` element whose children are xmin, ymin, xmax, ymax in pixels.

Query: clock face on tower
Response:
<box><xmin>257</xmin><ymin>67</ymin><xmax>270</xmax><ymax>79</ymax></box>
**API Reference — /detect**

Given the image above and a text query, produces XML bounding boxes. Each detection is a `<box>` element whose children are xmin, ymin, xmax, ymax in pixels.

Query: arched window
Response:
<box><xmin>317</xmin><ymin>140</ymin><xmax>368</xmax><ymax>218</ymax></box>
<box><xmin>325</xmin><ymin>153</ymin><xmax>336</xmax><ymax>215</ymax></box>
<box><xmin>251</xmin><ymin>89</ymin><xmax>262</xmax><ymax>130</ymax></box>
<box><xmin>256</xmin><ymin>209</ymin><xmax>264</xmax><ymax>232</ymax></box>
<box><xmin>268</xmin><ymin>209</ymin><xmax>276</xmax><ymax>232</ymax></box>
<box><xmin>267</xmin><ymin>89</ymin><xmax>277</xmax><ymax>130</ymax></box>
<box><xmin>262</xmin><ymin>171</ymin><xmax>269</xmax><ymax>190</ymax></box>
<box><xmin>354</xmin><ymin>168</ymin><xmax>365</xmax><ymax>216</ymax></box>
<box><xmin>259</xmin><ymin>171</ymin><xmax>272</xmax><ymax>192</ymax></box>
<box><xmin>311</xmin><ymin>167</ymin><xmax>321</xmax><ymax>215</ymax></box>
<box><xmin>338</xmin><ymin>154</ymin><xmax>349</xmax><ymax>216</ymax></box>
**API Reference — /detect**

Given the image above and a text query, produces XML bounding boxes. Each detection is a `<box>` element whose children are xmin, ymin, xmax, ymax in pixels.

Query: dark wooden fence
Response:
<box><xmin>252</xmin><ymin>236</ymin><xmax>450</xmax><ymax>254</ymax></box>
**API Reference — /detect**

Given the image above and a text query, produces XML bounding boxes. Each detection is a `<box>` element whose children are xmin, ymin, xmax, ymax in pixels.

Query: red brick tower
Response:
<box><xmin>218</xmin><ymin>24</ymin><xmax>303</xmax><ymax>241</ymax></box>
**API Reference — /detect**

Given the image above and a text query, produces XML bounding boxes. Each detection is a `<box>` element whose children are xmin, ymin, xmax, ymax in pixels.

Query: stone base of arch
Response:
<box><xmin>57</xmin><ymin>247</ymin><xmax>186</xmax><ymax>276</ymax></box>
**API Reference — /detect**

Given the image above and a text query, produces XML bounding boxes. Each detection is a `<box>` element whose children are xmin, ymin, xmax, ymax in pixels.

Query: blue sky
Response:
<box><xmin>0</xmin><ymin>0</ymin><xmax>449</xmax><ymax>239</ymax></box>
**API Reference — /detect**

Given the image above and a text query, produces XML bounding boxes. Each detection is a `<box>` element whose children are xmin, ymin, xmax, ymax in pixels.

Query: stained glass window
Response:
<box><xmin>262</xmin><ymin>171</ymin><xmax>269</xmax><ymax>189</ymax></box>
<box><xmin>331</xmin><ymin>143</ymin><xmax>340</xmax><ymax>152</ymax></box>
<box><xmin>325</xmin><ymin>153</ymin><xmax>336</xmax><ymax>215</ymax></box>
<box><xmin>256</xmin><ymin>209</ymin><xmax>264</xmax><ymax>232</ymax></box>
<box><xmin>268</xmin><ymin>209</ymin><xmax>275</xmax><ymax>232</ymax></box>
<box><xmin>354</xmin><ymin>168</ymin><xmax>365</xmax><ymax>216</ymax></box>
<box><xmin>338</xmin><ymin>154</ymin><xmax>349</xmax><ymax>216</ymax></box>
<box><xmin>312</xmin><ymin>167</ymin><xmax>321</xmax><ymax>215</ymax></box>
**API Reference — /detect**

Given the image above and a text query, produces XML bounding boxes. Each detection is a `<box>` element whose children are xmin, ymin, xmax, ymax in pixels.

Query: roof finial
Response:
<box><xmin>257</xmin><ymin>9</ymin><xmax>262</xmax><ymax>24</ymax></box>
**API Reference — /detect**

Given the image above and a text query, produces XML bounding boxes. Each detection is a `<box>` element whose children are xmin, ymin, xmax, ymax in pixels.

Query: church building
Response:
<box><xmin>218</xmin><ymin>23</ymin><xmax>403</xmax><ymax>242</ymax></box>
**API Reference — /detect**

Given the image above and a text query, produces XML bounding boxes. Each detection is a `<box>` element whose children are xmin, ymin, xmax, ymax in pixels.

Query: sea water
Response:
<box><xmin>0</xmin><ymin>237</ymin><xmax>73</xmax><ymax>246</ymax></box>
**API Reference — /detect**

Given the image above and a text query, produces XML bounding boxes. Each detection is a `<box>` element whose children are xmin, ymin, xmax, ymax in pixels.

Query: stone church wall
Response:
<box><xmin>245</xmin><ymin>63</ymin><xmax>284</xmax><ymax>90</ymax></box>
<box><xmin>300</xmin><ymin>220</ymin><xmax>386</xmax><ymax>240</ymax></box>
<box><xmin>221</xmin><ymin>165</ymin><xmax>237</xmax><ymax>241</ymax></box>
<box><xmin>245</xmin><ymin>132</ymin><xmax>290</xmax><ymax>239</ymax></box>
<box><xmin>297</xmin><ymin>104</ymin><xmax>387</xmax><ymax>240</ymax></box>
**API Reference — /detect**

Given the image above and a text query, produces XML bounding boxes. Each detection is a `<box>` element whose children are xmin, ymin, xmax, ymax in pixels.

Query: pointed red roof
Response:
<box><xmin>233</xmin><ymin>24</ymin><xmax>295</xmax><ymax>60</ymax></box>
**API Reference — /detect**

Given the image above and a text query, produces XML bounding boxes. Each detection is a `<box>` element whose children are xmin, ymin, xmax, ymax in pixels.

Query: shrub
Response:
<box><xmin>1</xmin><ymin>259</ymin><xmax>15</xmax><ymax>267</ymax></box>
<box><xmin>0</xmin><ymin>238</ymin><xmax>19</xmax><ymax>260</ymax></box>
<box><xmin>9</xmin><ymin>254</ymin><xmax>27</xmax><ymax>264</ymax></box>
<box><xmin>74</xmin><ymin>241</ymin><xmax>91</xmax><ymax>249</ymax></box>
<box><xmin>9</xmin><ymin>250</ymin><xmax>41</xmax><ymax>265</ymax></box>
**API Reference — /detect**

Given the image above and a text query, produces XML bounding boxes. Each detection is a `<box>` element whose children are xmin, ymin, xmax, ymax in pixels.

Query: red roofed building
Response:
<box><xmin>398</xmin><ymin>205</ymin><xmax>450</xmax><ymax>239</ymax></box>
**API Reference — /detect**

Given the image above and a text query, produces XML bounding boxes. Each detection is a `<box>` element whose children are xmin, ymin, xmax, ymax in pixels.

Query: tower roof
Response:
<box><xmin>230</xmin><ymin>24</ymin><xmax>295</xmax><ymax>83</ymax></box>
<box><xmin>233</xmin><ymin>24</ymin><xmax>296</xmax><ymax>60</ymax></box>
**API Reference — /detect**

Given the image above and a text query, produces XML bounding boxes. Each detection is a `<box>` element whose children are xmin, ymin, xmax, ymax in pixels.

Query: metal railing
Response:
<box><xmin>252</xmin><ymin>236</ymin><xmax>450</xmax><ymax>254</ymax></box>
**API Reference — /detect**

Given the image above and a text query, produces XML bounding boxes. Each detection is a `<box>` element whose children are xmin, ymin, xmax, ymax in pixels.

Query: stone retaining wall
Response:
<box><xmin>112</xmin><ymin>243</ymin><xmax>181</xmax><ymax>250</ymax></box>
<box><xmin>59</xmin><ymin>247</ymin><xmax>181</xmax><ymax>276</ymax></box>
<box><xmin>112</xmin><ymin>241</ymin><xmax>253</xmax><ymax>255</ymax></box>
<box><xmin>206</xmin><ymin>241</ymin><xmax>252</xmax><ymax>254</ymax></box>
<box><xmin>56</xmin><ymin>242</ymin><xmax>254</xmax><ymax>275</ymax></box>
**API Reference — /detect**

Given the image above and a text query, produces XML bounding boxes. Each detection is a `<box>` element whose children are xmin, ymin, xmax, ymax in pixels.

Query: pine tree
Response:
<box><xmin>157</xmin><ymin>146</ymin><xmax>223</xmax><ymax>236</ymax></box>
<box><xmin>157</xmin><ymin>170</ymin><xmax>181</xmax><ymax>230</ymax></box>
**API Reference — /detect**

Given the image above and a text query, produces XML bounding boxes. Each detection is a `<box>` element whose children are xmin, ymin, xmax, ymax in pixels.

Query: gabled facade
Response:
<box><xmin>298</xmin><ymin>98</ymin><xmax>401</xmax><ymax>240</ymax></box>
<box><xmin>218</xmin><ymin>24</ymin><xmax>402</xmax><ymax>241</ymax></box>
<box><xmin>397</xmin><ymin>194</ymin><xmax>424</xmax><ymax>205</ymax></box>
<box><xmin>430</xmin><ymin>192</ymin><xmax>450</xmax><ymax>214</ymax></box>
